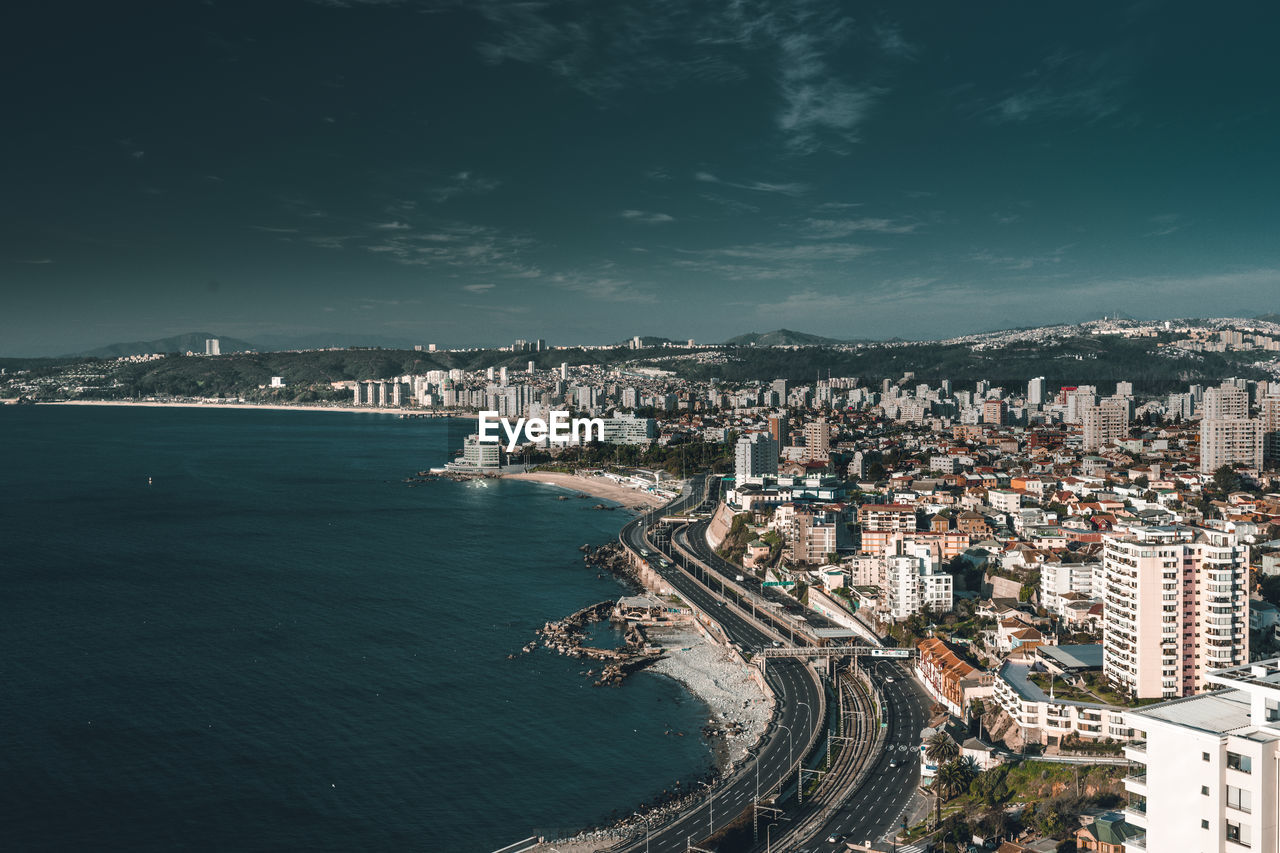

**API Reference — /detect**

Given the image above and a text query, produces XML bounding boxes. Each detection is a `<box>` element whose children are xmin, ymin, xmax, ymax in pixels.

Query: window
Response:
<box><xmin>1226</xmin><ymin>820</ymin><xmax>1251</xmax><ymax>847</ymax></box>
<box><xmin>1204</xmin><ymin>752</ymin><xmax>1211</xmax><ymax>761</ymax></box>
<box><xmin>1227</xmin><ymin>752</ymin><xmax>1252</xmax><ymax>773</ymax></box>
<box><xmin>1227</xmin><ymin>785</ymin><xmax>1252</xmax><ymax>813</ymax></box>
<box><xmin>1203</xmin><ymin>819</ymin><xmax>1210</xmax><ymax>829</ymax></box>
<box><xmin>1202</xmin><ymin>785</ymin><xmax>1210</xmax><ymax>795</ymax></box>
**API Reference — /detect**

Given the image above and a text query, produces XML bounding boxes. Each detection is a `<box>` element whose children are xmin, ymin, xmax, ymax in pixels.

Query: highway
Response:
<box><xmin>614</xmin><ymin>479</ymin><xmax>826</xmax><ymax>853</ymax></box>
<box><xmin>807</xmin><ymin>658</ymin><xmax>932</xmax><ymax>851</ymax></box>
<box><xmin>654</xmin><ymin>480</ymin><xmax>934</xmax><ymax>852</ymax></box>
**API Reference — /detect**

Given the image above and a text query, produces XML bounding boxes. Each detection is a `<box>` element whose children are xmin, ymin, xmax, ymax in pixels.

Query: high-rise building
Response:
<box><xmin>857</xmin><ymin>504</ymin><xmax>917</xmax><ymax>554</ymax></box>
<box><xmin>803</xmin><ymin>417</ymin><xmax>830</xmax><ymax>462</ymax></box>
<box><xmin>1203</xmin><ymin>385</ymin><xmax>1249</xmax><ymax>420</ymax></box>
<box><xmin>1200</xmin><ymin>417</ymin><xmax>1263</xmax><ymax>473</ymax></box>
<box><xmin>1083</xmin><ymin>400</ymin><xmax>1129</xmax><ymax>451</ymax></box>
<box><xmin>1262</xmin><ymin>397</ymin><xmax>1280</xmax><ymax>468</ymax></box>
<box><xmin>499</xmin><ymin>366</ymin><xmax>508</xmax><ymax>386</ymax></box>
<box><xmin>1102</xmin><ymin>525</ymin><xmax>1248</xmax><ymax>700</ymax></box>
<box><xmin>982</xmin><ymin>399</ymin><xmax>1006</xmax><ymax>426</ymax></box>
<box><xmin>1027</xmin><ymin>376</ymin><xmax>1045</xmax><ymax>407</ymax></box>
<box><xmin>559</xmin><ymin>363</ymin><xmax>568</xmax><ymax>380</ymax></box>
<box><xmin>1115</xmin><ymin>380</ymin><xmax>1134</xmax><ymax>398</ymax></box>
<box><xmin>733</xmin><ymin>433</ymin><xmax>778</xmax><ymax>485</ymax></box>
<box><xmin>769</xmin><ymin>413</ymin><xmax>787</xmax><ymax>449</ymax></box>
<box><xmin>1123</xmin><ymin>659</ymin><xmax>1280</xmax><ymax>853</ymax></box>
<box><xmin>885</xmin><ymin>541</ymin><xmax>953</xmax><ymax>620</ymax></box>
<box><xmin>205</xmin><ymin>338</ymin><xmax>220</xmax><ymax>356</ymax></box>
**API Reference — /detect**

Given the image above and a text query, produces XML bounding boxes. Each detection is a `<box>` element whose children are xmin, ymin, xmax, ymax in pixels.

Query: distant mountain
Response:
<box><xmin>73</xmin><ymin>333</ymin><xmax>259</xmax><ymax>358</ymax></box>
<box><xmin>250</xmin><ymin>332</ymin><xmax>427</xmax><ymax>352</ymax></box>
<box><xmin>722</xmin><ymin>329</ymin><xmax>846</xmax><ymax>347</ymax></box>
<box><xmin>1256</xmin><ymin>314</ymin><xmax>1280</xmax><ymax>324</ymax></box>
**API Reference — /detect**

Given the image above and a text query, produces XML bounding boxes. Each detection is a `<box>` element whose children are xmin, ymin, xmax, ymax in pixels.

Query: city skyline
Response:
<box><xmin>5</xmin><ymin>1</ymin><xmax>1280</xmax><ymax>356</ymax></box>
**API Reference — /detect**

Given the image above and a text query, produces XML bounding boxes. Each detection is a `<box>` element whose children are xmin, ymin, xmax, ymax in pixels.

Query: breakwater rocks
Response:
<box><xmin>525</xmin><ymin>601</ymin><xmax>663</xmax><ymax>687</ymax></box>
<box><xmin>583</xmin><ymin>542</ymin><xmax>642</xmax><ymax>590</ymax></box>
<box><xmin>403</xmin><ymin>470</ymin><xmax>500</xmax><ymax>484</ymax></box>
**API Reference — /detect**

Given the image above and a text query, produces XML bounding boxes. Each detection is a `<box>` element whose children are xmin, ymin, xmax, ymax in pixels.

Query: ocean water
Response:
<box><xmin>0</xmin><ymin>406</ymin><xmax>712</xmax><ymax>852</ymax></box>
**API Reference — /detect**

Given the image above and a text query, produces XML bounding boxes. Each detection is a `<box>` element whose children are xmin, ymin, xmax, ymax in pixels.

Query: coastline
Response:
<box><xmin>502</xmin><ymin>471</ymin><xmax>670</xmax><ymax>510</ymax></box>
<box><xmin>39</xmin><ymin>399</ymin><xmax>435</xmax><ymax>416</ymax></box>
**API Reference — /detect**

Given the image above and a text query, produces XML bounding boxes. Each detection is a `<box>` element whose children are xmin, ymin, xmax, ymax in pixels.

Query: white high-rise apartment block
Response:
<box><xmin>803</xmin><ymin>417</ymin><xmax>831</xmax><ymax>461</ymax></box>
<box><xmin>1027</xmin><ymin>376</ymin><xmax>1045</xmax><ymax>407</ymax></box>
<box><xmin>205</xmin><ymin>338</ymin><xmax>220</xmax><ymax>356</ymax></box>
<box><xmin>1263</xmin><ymin>396</ymin><xmax>1280</xmax><ymax>468</ymax></box>
<box><xmin>1116</xmin><ymin>380</ymin><xmax>1134</xmax><ymax>397</ymax></box>
<box><xmin>1102</xmin><ymin>525</ymin><xmax>1248</xmax><ymax>700</ymax></box>
<box><xmin>1203</xmin><ymin>385</ymin><xmax>1250</xmax><ymax>420</ymax></box>
<box><xmin>734</xmin><ymin>433</ymin><xmax>778</xmax><ymax>485</ymax></box>
<box><xmin>1040</xmin><ymin>561</ymin><xmax>1099</xmax><ymax>616</ymax></box>
<box><xmin>1200</xmin><ymin>418</ymin><xmax>1263</xmax><ymax>474</ymax></box>
<box><xmin>1123</xmin><ymin>659</ymin><xmax>1280</xmax><ymax>852</ymax></box>
<box><xmin>1083</xmin><ymin>400</ymin><xmax>1130</xmax><ymax>451</ymax></box>
<box><xmin>885</xmin><ymin>541</ymin><xmax>953</xmax><ymax>620</ymax></box>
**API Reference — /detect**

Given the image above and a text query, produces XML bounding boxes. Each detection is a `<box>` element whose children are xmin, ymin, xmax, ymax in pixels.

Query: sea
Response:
<box><xmin>0</xmin><ymin>405</ymin><xmax>714</xmax><ymax>852</ymax></box>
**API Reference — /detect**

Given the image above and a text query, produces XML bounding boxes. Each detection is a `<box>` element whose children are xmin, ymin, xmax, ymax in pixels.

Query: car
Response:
<box><xmin>885</xmin><ymin>676</ymin><xmax>895</xmax><ymax>683</ymax></box>
<box><xmin>826</xmin><ymin>833</ymin><xmax>843</xmax><ymax>843</ymax></box>
<box><xmin>772</xmin><ymin>640</ymin><xmax>783</xmax><ymax>647</ymax></box>
<box><xmin>888</xmin><ymin>758</ymin><xmax>900</xmax><ymax>769</ymax></box>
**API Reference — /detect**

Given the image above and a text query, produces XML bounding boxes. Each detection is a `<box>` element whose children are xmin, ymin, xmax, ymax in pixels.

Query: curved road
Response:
<box><xmin>615</xmin><ymin>484</ymin><xmax>825</xmax><ymax>852</ymax></box>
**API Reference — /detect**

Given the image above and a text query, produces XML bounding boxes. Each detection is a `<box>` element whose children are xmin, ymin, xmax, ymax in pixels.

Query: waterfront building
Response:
<box><xmin>885</xmin><ymin>540</ymin><xmax>952</xmax><ymax>620</ymax></box>
<box><xmin>1102</xmin><ymin>525</ymin><xmax>1249</xmax><ymax>700</ymax></box>
<box><xmin>1203</xmin><ymin>385</ymin><xmax>1249</xmax><ymax>420</ymax></box>
<box><xmin>205</xmin><ymin>338</ymin><xmax>220</xmax><ymax>356</ymax></box>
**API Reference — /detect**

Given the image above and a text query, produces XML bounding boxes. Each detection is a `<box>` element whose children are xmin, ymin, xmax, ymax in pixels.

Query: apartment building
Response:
<box><xmin>803</xmin><ymin>417</ymin><xmax>831</xmax><ymax>461</ymax></box>
<box><xmin>1040</xmin><ymin>561</ymin><xmax>1101</xmax><ymax>617</ymax></box>
<box><xmin>1123</xmin><ymin>659</ymin><xmax>1280</xmax><ymax>852</ymax></box>
<box><xmin>886</xmin><ymin>541</ymin><xmax>953</xmax><ymax>619</ymax></box>
<box><xmin>1203</xmin><ymin>385</ymin><xmax>1250</xmax><ymax>420</ymax></box>
<box><xmin>1102</xmin><ymin>526</ymin><xmax>1249</xmax><ymax>700</ymax></box>
<box><xmin>916</xmin><ymin>637</ymin><xmax>994</xmax><ymax>718</ymax></box>
<box><xmin>1083</xmin><ymin>400</ymin><xmax>1129</xmax><ymax>451</ymax></box>
<box><xmin>1200</xmin><ymin>417</ymin><xmax>1263</xmax><ymax>474</ymax></box>
<box><xmin>858</xmin><ymin>503</ymin><xmax>917</xmax><ymax>554</ymax></box>
<box><xmin>993</xmin><ymin>661</ymin><xmax>1135</xmax><ymax>749</ymax></box>
<box><xmin>734</xmin><ymin>432</ymin><xmax>778</xmax><ymax>485</ymax></box>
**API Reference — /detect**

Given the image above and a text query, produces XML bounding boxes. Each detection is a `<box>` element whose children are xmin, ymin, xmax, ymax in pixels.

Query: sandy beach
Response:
<box><xmin>502</xmin><ymin>471</ymin><xmax>672</xmax><ymax>510</ymax></box>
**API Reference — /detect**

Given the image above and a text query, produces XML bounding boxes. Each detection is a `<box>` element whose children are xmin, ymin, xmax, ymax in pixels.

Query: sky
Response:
<box><xmin>4</xmin><ymin>1</ymin><xmax>1280</xmax><ymax>356</ymax></box>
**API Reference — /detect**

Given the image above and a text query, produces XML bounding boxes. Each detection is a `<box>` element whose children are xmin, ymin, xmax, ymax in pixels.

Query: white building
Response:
<box><xmin>1083</xmin><ymin>400</ymin><xmax>1129</xmax><ymax>451</ymax></box>
<box><xmin>1103</xmin><ymin>526</ymin><xmax>1249</xmax><ymax>700</ymax></box>
<box><xmin>1201</xmin><ymin>418</ymin><xmax>1263</xmax><ymax>474</ymax></box>
<box><xmin>1040</xmin><ymin>561</ymin><xmax>1100</xmax><ymax>617</ymax></box>
<box><xmin>734</xmin><ymin>433</ymin><xmax>778</xmax><ymax>486</ymax></box>
<box><xmin>1123</xmin><ymin>659</ymin><xmax>1280</xmax><ymax>852</ymax></box>
<box><xmin>886</xmin><ymin>541</ymin><xmax>953</xmax><ymax>620</ymax></box>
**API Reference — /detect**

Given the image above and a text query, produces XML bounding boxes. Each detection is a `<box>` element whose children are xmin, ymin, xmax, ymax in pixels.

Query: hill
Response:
<box><xmin>73</xmin><ymin>332</ymin><xmax>258</xmax><ymax>358</ymax></box>
<box><xmin>722</xmin><ymin>329</ymin><xmax>846</xmax><ymax>347</ymax></box>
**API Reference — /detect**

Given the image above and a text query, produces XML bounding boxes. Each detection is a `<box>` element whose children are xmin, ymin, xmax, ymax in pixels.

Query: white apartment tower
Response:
<box><xmin>1102</xmin><ymin>526</ymin><xmax>1249</xmax><ymax>700</ymax></box>
<box><xmin>1203</xmin><ymin>385</ymin><xmax>1250</xmax><ymax>420</ymax></box>
<box><xmin>205</xmin><ymin>338</ymin><xmax>220</xmax><ymax>356</ymax></box>
<box><xmin>1124</xmin><ymin>659</ymin><xmax>1280</xmax><ymax>852</ymax></box>
<box><xmin>1264</xmin><ymin>396</ymin><xmax>1280</xmax><ymax>469</ymax></box>
<box><xmin>885</xmin><ymin>540</ymin><xmax>953</xmax><ymax>620</ymax></box>
<box><xmin>734</xmin><ymin>433</ymin><xmax>778</xmax><ymax>485</ymax></box>
<box><xmin>1200</xmin><ymin>417</ymin><xmax>1263</xmax><ymax>474</ymax></box>
<box><xmin>1027</xmin><ymin>376</ymin><xmax>1045</xmax><ymax>407</ymax></box>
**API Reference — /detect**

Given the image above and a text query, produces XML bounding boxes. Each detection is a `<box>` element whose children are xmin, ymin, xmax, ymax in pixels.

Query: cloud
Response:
<box><xmin>776</xmin><ymin>32</ymin><xmax>883</xmax><ymax>155</ymax></box>
<box><xmin>372</xmin><ymin>220</ymin><xmax>412</xmax><ymax>230</ymax></box>
<box><xmin>802</xmin><ymin>217</ymin><xmax>918</xmax><ymax>237</ymax></box>
<box><xmin>673</xmin><ymin>240</ymin><xmax>877</xmax><ymax>280</ymax></box>
<box><xmin>621</xmin><ymin>209</ymin><xmax>675</xmax><ymax>224</ymax></box>
<box><xmin>463</xmin><ymin>283</ymin><xmax>495</xmax><ymax>293</ymax></box>
<box><xmin>969</xmin><ymin>245</ymin><xmax>1071</xmax><ymax>271</ymax></box>
<box><xmin>548</xmin><ymin>272</ymin><xmax>656</xmax><ymax>303</ymax></box>
<box><xmin>1145</xmin><ymin>213</ymin><xmax>1181</xmax><ymax>237</ymax></box>
<box><xmin>428</xmin><ymin>171</ymin><xmax>501</xmax><ymax>203</ymax></box>
<box><xmin>694</xmin><ymin>171</ymin><xmax>809</xmax><ymax>196</ymax></box>
<box><xmin>987</xmin><ymin>49</ymin><xmax>1127</xmax><ymax>124</ymax></box>
<box><xmin>250</xmin><ymin>225</ymin><xmax>301</xmax><ymax>234</ymax></box>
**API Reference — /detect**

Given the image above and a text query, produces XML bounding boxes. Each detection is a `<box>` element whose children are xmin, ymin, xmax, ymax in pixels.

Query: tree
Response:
<box><xmin>1213</xmin><ymin>465</ymin><xmax>1243</xmax><ymax>495</ymax></box>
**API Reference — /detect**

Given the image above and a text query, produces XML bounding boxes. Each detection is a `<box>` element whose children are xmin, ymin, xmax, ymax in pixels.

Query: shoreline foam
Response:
<box><xmin>501</xmin><ymin>471</ymin><xmax>670</xmax><ymax>510</ymax></box>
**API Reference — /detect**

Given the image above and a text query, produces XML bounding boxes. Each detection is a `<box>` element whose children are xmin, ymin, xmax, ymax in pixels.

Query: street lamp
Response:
<box><xmin>632</xmin><ymin>812</ymin><xmax>650</xmax><ymax>853</ymax></box>
<box><xmin>796</xmin><ymin>701</ymin><xmax>812</xmax><ymax>803</ymax></box>
<box><xmin>701</xmin><ymin>780</ymin><xmax>715</xmax><ymax>834</ymax></box>
<box><xmin>766</xmin><ymin>823</ymin><xmax>775</xmax><ymax>853</ymax></box>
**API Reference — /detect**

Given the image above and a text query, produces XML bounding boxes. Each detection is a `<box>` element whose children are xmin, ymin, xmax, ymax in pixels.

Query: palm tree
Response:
<box><xmin>934</xmin><ymin>756</ymin><xmax>980</xmax><ymax>827</ymax></box>
<box><xmin>925</xmin><ymin>732</ymin><xmax>959</xmax><ymax>826</ymax></box>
